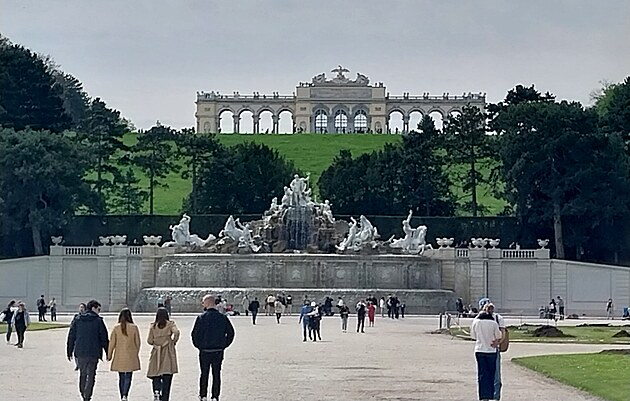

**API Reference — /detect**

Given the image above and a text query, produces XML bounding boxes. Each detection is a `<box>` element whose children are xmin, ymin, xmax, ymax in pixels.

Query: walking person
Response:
<box><xmin>470</xmin><ymin>304</ymin><xmax>502</xmax><ymax>401</ymax></box>
<box><xmin>147</xmin><ymin>308</ymin><xmax>180</xmax><ymax>401</ymax></box>
<box><xmin>400</xmin><ymin>302</ymin><xmax>406</xmax><ymax>318</ymax></box>
<box><xmin>274</xmin><ymin>299</ymin><xmax>284</xmax><ymax>324</ymax></box>
<box><xmin>192</xmin><ymin>294</ymin><xmax>235</xmax><ymax>401</ymax></box>
<box><xmin>356</xmin><ymin>300</ymin><xmax>366</xmax><ymax>333</ymax></box>
<box><xmin>164</xmin><ymin>295</ymin><xmax>172</xmax><ymax>316</ymax></box>
<box><xmin>481</xmin><ymin>301</ymin><xmax>507</xmax><ymax>401</ymax></box>
<box><xmin>556</xmin><ymin>296</ymin><xmax>565</xmax><ymax>320</ymax></box>
<box><xmin>339</xmin><ymin>303</ymin><xmax>350</xmax><ymax>332</ymax></box>
<box><xmin>72</xmin><ymin>303</ymin><xmax>87</xmax><ymax>371</ymax></box>
<box><xmin>286</xmin><ymin>294</ymin><xmax>293</xmax><ymax>315</ymax></box>
<box><xmin>37</xmin><ymin>294</ymin><xmax>47</xmax><ymax>322</ymax></box>
<box><xmin>248</xmin><ymin>297</ymin><xmax>260</xmax><ymax>325</ymax></box>
<box><xmin>606</xmin><ymin>298</ymin><xmax>614</xmax><ymax>319</ymax></box>
<box><xmin>1</xmin><ymin>300</ymin><xmax>16</xmax><ymax>344</ymax></box>
<box><xmin>11</xmin><ymin>301</ymin><xmax>31</xmax><ymax>348</ymax></box>
<box><xmin>367</xmin><ymin>301</ymin><xmax>376</xmax><ymax>327</ymax></box>
<box><xmin>308</xmin><ymin>302</ymin><xmax>322</xmax><ymax>341</ymax></box>
<box><xmin>107</xmin><ymin>308</ymin><xmax>141</xmax><ymax>401</ymax></box>
<box><xmin>67</xmin><ymin>299</ymin><xmax>109</xmax><ymax>401</ymax></box>
<box><xmin>49</xmin><ymin>297</ymin><xmax>57</xmax><ymax>322</ymax></box>
<box><xmin>265</xmin><ymin>294</ymin><xmax>276</xmax><ymax>316</ymax></box>
<box><xmin>241</xmin><ymin>295</ymin><xmax>249</xmax><ymax>316</ymax></box>
<box><xmin>548</xmin><ymin>298</ymin><xmax>557</xmax><ymax>321</ymax></box>
<box><xmin>299</xmin><ymin>301</ymin><xmax>313</xmax><ymax>341</ymax></box>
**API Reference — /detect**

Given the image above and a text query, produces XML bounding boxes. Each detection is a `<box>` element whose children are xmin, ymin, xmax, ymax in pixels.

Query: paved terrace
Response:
<box><xmin>2</xmin><ymin>314</ymin><xmax>626</xmax><ymax>401</ymax></box>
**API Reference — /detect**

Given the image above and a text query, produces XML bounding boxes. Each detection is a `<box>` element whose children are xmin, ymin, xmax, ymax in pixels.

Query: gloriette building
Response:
<box><xmin>195</xmin><ymin>66</ymin><xmax>485</xmax><ymax>134</ymax></box>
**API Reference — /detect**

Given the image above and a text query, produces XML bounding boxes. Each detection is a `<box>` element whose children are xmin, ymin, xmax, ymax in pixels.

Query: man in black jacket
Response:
<box><xmin>192</xmin><ymin>294</ymin><xmax>235</xmax><ymax>401</ymax></box>
<box><xmin>66</xmin><ymin>299</ymin><xmax>109</xmax><ymax>401</ymax></box>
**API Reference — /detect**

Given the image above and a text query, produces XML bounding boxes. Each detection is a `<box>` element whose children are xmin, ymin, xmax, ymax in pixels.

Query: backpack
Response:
<box><xmin>496</xmin><ymin>316</ymin><xmax>509</xmax><ymax>352</ymax></box>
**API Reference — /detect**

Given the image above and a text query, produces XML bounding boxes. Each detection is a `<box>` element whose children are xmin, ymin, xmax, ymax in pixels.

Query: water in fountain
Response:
<box><xmin>285</xmin><ymin>205</ymin><xmax>313</xmax><ymax>250</ymax></box>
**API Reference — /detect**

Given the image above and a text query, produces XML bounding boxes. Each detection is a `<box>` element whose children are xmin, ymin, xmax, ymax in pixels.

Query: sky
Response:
<box><xmin>1</xmin><ymin>0</ymin><xmax>629</xmax><ymax>130</ymax></box>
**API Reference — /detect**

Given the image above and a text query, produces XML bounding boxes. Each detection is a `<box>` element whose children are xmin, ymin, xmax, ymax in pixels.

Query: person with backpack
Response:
<box><xmin>470</xmin><ymin>303</ymin><xmax>502</xmax><ymax>401</ymax></box>
<box><xmin>1</xmin><ymin>300</ymin><xmax>17</xmax><ymax>344</ymax></box>
<box><xmin>107</xmin><ymin>308</ymin><xmax>141</xmax><ymax>401</ymax></box>
<box><xmin>11</xmin><ymin>301</ymin><xmax>31</xmax><ymax>348</ymax></box>
<box><xmin>339</xmin><ymin>303</ymin><xmax>350</xmax><ymax>332</ymax></box>
<box><xmin>482</xmin><ymin>301</ymin><xmax>508</xmax><ymax>401</ymax></box>
<box><xmin>36</xmin><ymin>294</ymin><xmax>47</xmax><ymax>322</ymax></box>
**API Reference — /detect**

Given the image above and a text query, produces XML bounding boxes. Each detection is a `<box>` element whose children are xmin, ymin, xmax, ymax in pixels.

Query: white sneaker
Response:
<box><xmin>154</xmin><ymin>390</ymin><xmax>161</xmax><ymax>401</ymax></box>
<box><xmin>199</xmin><ymin>397</ymin><xmax>208</xmax><ymax>401</ymax></box>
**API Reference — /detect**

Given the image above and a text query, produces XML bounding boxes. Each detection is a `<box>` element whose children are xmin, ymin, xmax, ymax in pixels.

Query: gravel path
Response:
<box><xmin>2</xmin><ymin>314</ymin><xmax>624</xmax><ymax>400</ymax></box>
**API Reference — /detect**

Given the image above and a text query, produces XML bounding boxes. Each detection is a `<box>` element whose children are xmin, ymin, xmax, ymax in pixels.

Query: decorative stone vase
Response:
<box><xmin>143</xmin><ymin>235</ymin><xmax>162</xmax><ymax>246</ymax></box>
<box><xmin>537</xmin><ymin>239</ymin><xmax>549</xmax><ymax>249</ymax></box>
<box><xmin>99</xmin><ymin>236</ymin><xmax>110</xmax><ymax>246</ymax></box>
<box><xmin>489</xmin><ymin>239</ymin><xmax>500</xmax><ymax>249</ymax></box>
<box><xmin>436</xmin><ymin>238</ymin><xmax>445</xmax><ymax>248</ymax></box>
<box><xmin>51</xmin><ymin>236</ymin><xmax>63</xmax><ymax>246</ymax></box>
<box><xmin>444</xmin><ymin>238</ymin><xmax>454</xmax><ymax>248</ymax></box>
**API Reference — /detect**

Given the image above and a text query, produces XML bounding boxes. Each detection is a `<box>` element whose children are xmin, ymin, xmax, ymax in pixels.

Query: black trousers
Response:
<box><xmin>357</xmin><ymin>316</ymin><xmax>365</xmax><ymax>332</ymax></box>
<box><xmin>15</xmin><ymin>325</ymin><xmax>26</xmax><ymax>345</ymax></box>
<box><xmin>5</xmin><ymin>322</ymin><xmax>13</xmax><ymax>342</ymax></box>
<box><xmin>151</xmin><ymin>374</ymin><xmax>173</xmax><ymax>401</ymax></box>
<box><xmin>77</xmin><ymin>357</ymin><xmax>99</xmax><ymax>401</ymax></box>
<box><xmin>251</xmin><ymin>311</ymin><xmax>258</xmax><ymax>325</ymax></box>
<box><xmin>38</xmin><ymin>307</ymin><xmax>46</xmax><ymax>321</ymax></box>
<box><xmin>199</xmin><ymin>351</ymin><xmax>224</xmax><ymax>399</ymax></box>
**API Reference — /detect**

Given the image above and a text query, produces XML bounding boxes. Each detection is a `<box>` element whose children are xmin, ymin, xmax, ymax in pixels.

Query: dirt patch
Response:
<box><xmin>600</xmin><ymin>349</ymin><xmax>630</xmax><ymax>355</ymax></box>
<box><xmin>612</xmin><ymin>329</ymin><xmax>630</xmax><ymax>338</ymax></box>
<box><xmin>532</xmin><ymin>325</ymin><xmax>571</xmax><ymax>337</ymax></box>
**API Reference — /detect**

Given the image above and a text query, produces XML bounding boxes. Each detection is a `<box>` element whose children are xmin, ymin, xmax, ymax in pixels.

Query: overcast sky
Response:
<box><xmin>1</xmin><ymin>0</ymin><xmax>629</xmax><ymax>130</ymax></box>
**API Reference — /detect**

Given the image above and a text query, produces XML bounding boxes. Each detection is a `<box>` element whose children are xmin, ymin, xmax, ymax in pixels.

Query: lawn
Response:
<box><xmin>513</xmin><ymin>353</ymin><xmax>630</xmax><ymax>401</ymax></box>
<box><xmin>449</xmin><ymin>324</ymin><xmax>630</xmax><ymax>344</ymax></box>
<box><xmin>0</xmin><ymin>322</ymin><xmax>69</xmax><ymax>334</ymax></box>
<box><xmin>121</xmin><ymin>133</ymin><xmax>506</xmax><ymax>215</ymax></box>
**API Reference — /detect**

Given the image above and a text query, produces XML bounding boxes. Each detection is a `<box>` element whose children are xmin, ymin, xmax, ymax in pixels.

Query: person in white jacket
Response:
<box><xmin>470</xmin><ymin>304</ymin><xmax>502</xmax><ymax>401</ymax></box>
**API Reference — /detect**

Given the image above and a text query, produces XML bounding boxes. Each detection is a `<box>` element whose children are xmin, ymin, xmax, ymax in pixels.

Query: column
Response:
<box><xmin>232</xmin><ymin>114</ymin><xmax>240</xmax><ymax>134</ymax></box>
<box><xmin>272</xmin><ymin>115</ymin><xmax>279</xmax><ymax>134</ymax></box>
<box><xmin>253</xmin><ymin>115</ymin><xmax>260</xmax><ymax>134</ymax></box>
<box><xmin>109</xmin><ymin>245</ymin><xmax>129</xmax><ymax>311</ymax></box>
<box><xmin>403</xmin><ymin>116</ymin><xmax>410</xmax><ymax>134</ymax></box>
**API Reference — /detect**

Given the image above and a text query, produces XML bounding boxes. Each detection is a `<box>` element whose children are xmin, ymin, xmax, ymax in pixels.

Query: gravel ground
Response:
<box><xmin>1</xmin><ymin>313</ymin><xmax>625</xmax><ymax>401</ymax></box>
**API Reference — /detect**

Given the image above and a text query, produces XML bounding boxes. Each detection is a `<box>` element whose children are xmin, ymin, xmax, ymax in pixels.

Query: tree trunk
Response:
<box><xmin>191</xmin><ymin>163</ymin><xmax>197</xmax><ymax>214</ymax></box>
<box><xmin>553</xmin><ymin>202</ymin><xmax>565</xmax><ymax>259</ymax></box>
<box><xmin>149</xmin><ymin>173</ymin><xmax>154</xmax><ymax>215</ymax></box>
<box><xmin>30</xmin><ymin>219</ymin><xmax>43</xmax><ymax>256</ymax></box>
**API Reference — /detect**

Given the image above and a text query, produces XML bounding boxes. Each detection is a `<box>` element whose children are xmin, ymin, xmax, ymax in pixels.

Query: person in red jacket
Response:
<box><xmin>367</xmin><ymin>301</ymin><xmax>376</xmax><ymax>327</ymax></box>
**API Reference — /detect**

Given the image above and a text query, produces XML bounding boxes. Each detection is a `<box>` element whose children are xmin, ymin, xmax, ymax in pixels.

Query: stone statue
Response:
<box><xmin>219</xmin><ymin>215</ymin><xmax>245</xmax><ymax>242</ymax></box>
<box><xmin>387</xmin><ymin>210</ymin><xmax>432</xmax><ymax>254</ymax></box>
<box><xmin>312</xmin><ymin>73</ymin><xmax>326</xmax><ymax>84</ymax></box>
<box><xmin>162</xmin><ymin>214</ymin><xmax>216</xmax><ymax>247</ymax></box>
<box><xmin>281</xmin><ymin>186</ymin><xmax>293</xmax><ymax>208</ymax></box>
<box><xmin>331</xmin><ymin>65</ymin><xmax>350</xmax><ymax>80</ymax></box>
<box><xmin>320</xmin><ymin>199</ymin><xmax>335</xmax><ymax>224</ymax></box>
<box><xmin>289</xmin><ymin>173</ymin><xmax>312</xmax><ymax>207</ymax></box>
<box><xmin>355</xmin><ymin>73</ymin><xmax>369</xmax><ymax>86</ymax></box>
<box><xmin>336</xmin><ymin>216</ymin><xmax>359</xmax><ymax>251</ymax></box>
<box><xmin>358</xmin><ymin>215</ymin><xmax>379</xmax><ymax>244</ymax></box>
<box><xmin>218</xmin><ymin>216</ymin><xmax>261</xmax><ymax>252</ymax></box>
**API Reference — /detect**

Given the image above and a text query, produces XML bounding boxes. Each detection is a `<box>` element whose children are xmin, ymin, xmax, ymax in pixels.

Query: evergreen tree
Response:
<box><xmin>124</xmin><ymin>122</ymin><xmax>178</xmax><ymax>215</ymax></box>
<box><xmin>108</xmin><ymin>168</ymin><xmax>148</xmax><ymax>215</ymax></box>
<box><xmin>443</xmin><ymin>105</ymin><xmax>494</xmax><ymax>216</ymax></box>
<box><xmin>0</xmin><ymin>128</ymin><xmax>96</xmax><ymax>254</ymax></box>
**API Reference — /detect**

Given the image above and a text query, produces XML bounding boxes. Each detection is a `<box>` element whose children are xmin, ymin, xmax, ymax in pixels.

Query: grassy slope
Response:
<box><xmin>513</xmin><ymin>353</ymin><xmax>630</xmax><ymax>401</ymax></box>
<box><xmin>122</xmin><ymin>133</ymin><xmax>505</xmax><ymax>215</ymax></box>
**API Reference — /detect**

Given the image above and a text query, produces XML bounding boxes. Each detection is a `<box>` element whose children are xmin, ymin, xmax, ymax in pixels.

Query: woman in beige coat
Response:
<box><xmin>107</xmin><ymin>308</ymin><xmax>141</xmax><ymax>401</ymax></box>
<box><xmin>147</xmin><ymin>307</ymin><xmax>180</xmax><ymax>401</ymax></box>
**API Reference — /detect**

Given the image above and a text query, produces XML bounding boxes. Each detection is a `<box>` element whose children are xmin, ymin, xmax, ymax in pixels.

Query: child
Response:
<box><xmin>367</xmin><ymin>301</ymin><xmax>376</xmax><ymax>327</ymax></box>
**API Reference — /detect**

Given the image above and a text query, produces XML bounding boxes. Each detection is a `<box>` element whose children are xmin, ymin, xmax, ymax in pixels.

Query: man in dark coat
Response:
<box><xmin>66</xmin><ymin>299</ymin><xmax>109</xmax><ymax>401</ymax></box>
<box><xmin>192</xmin><ymin>294</ymin><xmax>235</xmax><ymax>401</ymax></box>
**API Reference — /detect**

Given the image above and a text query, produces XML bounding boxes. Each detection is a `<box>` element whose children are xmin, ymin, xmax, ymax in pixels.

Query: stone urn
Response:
<box><xmin>436</xmin><ymin>238</ymin><xmax>445</xmax><ymax>248</ymax></box>
<box><xmin>143</xmin><ymin>235</ymin><xmax>162</xmax><ymax>246</ymax></box>
<box><xmin>537</xmin><ymin>239</ymin><xmax>549</xmax><ymax>249</ymax></box>
<box><xmin>444</xmin><ymin>238</ymin><xmax>454</xmax><ymax>248</ymax></box>
<box><xmin>488</xmin><ymin>239</ymin><xmax>500</xmax><ymax>249</ymax></box>
<box><xmin>112</xmin><ymin>235</ymin><xmax>127</xmax><ymax>245</ymax></box>
<box><xmin>51</xmin><ymin>236</ymin><xmax>63</xmax><ymax>246</ymax></box>
<box><xmin>99</xmin><ymin>236</ymin><xmax>111</xmax><ymax>246</ymax></box>
<box><xmin>471</xmin><ymin>238</ymin><xmax>486</xmax><ymax>248</ymax></box>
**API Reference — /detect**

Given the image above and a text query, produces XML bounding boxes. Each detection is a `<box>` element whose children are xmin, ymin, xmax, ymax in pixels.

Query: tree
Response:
<box><xmin>0</xmin><ymin>128</ymin><xmax>96</xmax><ymax>254</ymax></box>
<box><xmin>595</xmin><ymin>77</ymin><xmax>630</xmax><ymax>151</ymax></box>
<box><xmin>108</xmin><ymin>168</ymin><xmax>148</xmax><ymax>215</ymax></box>
<box><xmin>400</xmin><ymin>115</ymin><xmax>455</xmax><ymax>216</ymax></box>
<box><xmin>188</xmin><ymin>142</ymin><xmax>297</xmax><ymax>214</ymax></box>
<box><xmin>0</xmin><ymin>40</ymin><xmax>70</xmax><ymax>132</ymax></box>
<box><xmin>496</xmin><ymin>100</ymin><xmax>630</xmax><ymax>259</ymax></box>
<box><xmin>124</xmin><ymin>122</ymin><xmax>178</xmax><ymax>215</ymax></box>
<box><xmin>77</xmin><ymin>97</ymin><xmax>129</xmax><ymax>205</ymax></box>
<box><xmin>443</xmin><ymin>105</ymin><xmax>494</xmax><ymax>216</ymax></box>
<box><xmin>52</xmin><ymin>70</ymin><xmax>90</xmax><ymax>128</ymax></box>
<box><xmin>175</xmin><ymin>129</ymin><xmax>221</xmax><ymax>213</ymax></box>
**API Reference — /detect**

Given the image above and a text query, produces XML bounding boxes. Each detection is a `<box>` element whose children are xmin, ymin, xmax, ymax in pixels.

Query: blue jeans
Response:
<box><xmin>475</xmin><ymin>352</ymin><xmax>497</xmax><ymax>400</ymax></box>
<box><xmin>494</xmin><ymin>351</ymin><xmax>502</xmax><ymax>400</ymax></box>
<box><xmin>118</xmin><ymin>372</ymin><xmax>133</xmax><ymax>398</ymax></box>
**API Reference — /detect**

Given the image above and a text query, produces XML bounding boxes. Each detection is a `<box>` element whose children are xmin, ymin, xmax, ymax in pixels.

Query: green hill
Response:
<box><xmin>121</xmin><ymin>133</ymin><xmax>505</xmax><ymax>215</ymax></box>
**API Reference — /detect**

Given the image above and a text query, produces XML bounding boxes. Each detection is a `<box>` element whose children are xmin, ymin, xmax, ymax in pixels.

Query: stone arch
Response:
<box><xmin>218</xmin><ymin>109</ymin><xmax>235</xmax><ymax>134</ymax></box>
<box><xmin>258</xmin><ymin>110</ymin><xmax>274</xmax><ymax>134</ymax></box>
<box><xmin>239</xmin><ymin>109</ymin><xmax>254</xmax><ymax>134</ymax></box>
<box><xmin>353</xmin><ymin>109</ymin><xmax>368</xmax><ymax>133</ymax></box>
<box><xmin>278</xmin><ymin>109</ymin><xmax>294</xmax><ymax>134</ymax></box>
<box><xmin>427</xmin><ymin>108</ymin><xmax>445</xmax><ymax>130</ymax></box>
<box><xmin>408</xmin><ymin>110</ymin><xmax>424</xmax><ymax>132</ymax></box>
<box><xmin>314</xmin><ymin>109</ymin><xmax>328</xmax><ymax>133</ymax></box>
<box><xmin>388</xmin><ymin>109</ymin><xmax>404</xmax><ymax>134</ymax></box>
